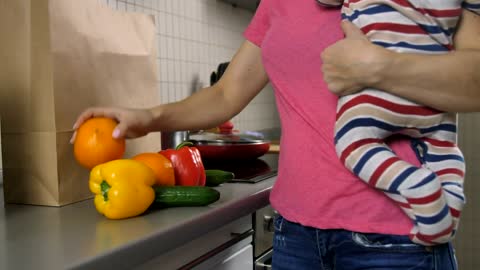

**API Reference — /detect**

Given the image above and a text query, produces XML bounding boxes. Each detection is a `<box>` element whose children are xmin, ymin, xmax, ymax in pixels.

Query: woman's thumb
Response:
<box><xmin>341</xmin><ymin>20</ymin><xmax>367</xmax><ymax>40</ymax></box>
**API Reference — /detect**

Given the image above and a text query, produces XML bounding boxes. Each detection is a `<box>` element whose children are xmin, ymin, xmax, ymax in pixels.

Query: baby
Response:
<box><xmin>317</xmin><ymin>0</ymin><xmax>480</xmax><ymax>245</ymax></box>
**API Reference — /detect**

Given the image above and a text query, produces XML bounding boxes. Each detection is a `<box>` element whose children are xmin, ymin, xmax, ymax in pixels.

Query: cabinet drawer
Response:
<box><xmin>193</xmin><ymin>243</ymin><xmax>253</xmax><ymax>270</ymax></box>
<box><xmin>135</xmin><ymin>215</ymin><xmax>252</xmax><ymax>270</ymax></box>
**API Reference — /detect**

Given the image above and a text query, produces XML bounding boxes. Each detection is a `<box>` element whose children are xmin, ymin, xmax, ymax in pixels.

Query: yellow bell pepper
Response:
<box><xmin>89</xmin><ymin>159</ymin><xmax>156</xmax><ymax>219</ymax></box>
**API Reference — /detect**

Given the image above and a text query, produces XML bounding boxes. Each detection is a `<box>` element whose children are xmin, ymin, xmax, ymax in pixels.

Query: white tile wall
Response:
<box><xmin>102</xmin><ymin>0</ymin><xmax>281</xmax><ymax>132</ymax></box>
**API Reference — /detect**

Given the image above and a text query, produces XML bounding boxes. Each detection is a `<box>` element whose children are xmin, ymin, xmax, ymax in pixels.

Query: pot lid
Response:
<box><xmin>188</xmin><ymin>130</ymin><xmax>269</xmax><ymax>145</ymax></box>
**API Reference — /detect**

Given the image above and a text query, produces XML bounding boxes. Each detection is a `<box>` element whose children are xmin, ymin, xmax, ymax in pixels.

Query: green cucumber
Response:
<box><xmin>205</xmin><ymin>170</ymin><xmax>235</xmax><ymax>187</ymax></box>
<box><xmin>152</xmin><ymin>186</ymin><xmax>220</xmax><ymax>208</ymax></box>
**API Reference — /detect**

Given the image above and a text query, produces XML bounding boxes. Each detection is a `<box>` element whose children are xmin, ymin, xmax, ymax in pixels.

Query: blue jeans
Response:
<box><xmin>272</xmin><ymin>215</ymin><xmax>458</xmax><ymax>270</ymax></box>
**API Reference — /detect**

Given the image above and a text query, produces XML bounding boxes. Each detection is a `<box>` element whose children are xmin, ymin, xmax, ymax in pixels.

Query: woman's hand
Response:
<box><xmin>321</xmin><ymin>21</ymin><xmax>393</xmax><ymax>96</ymax></box>
<box><xmin>70</xmin><ymin>107</ymin><xmax>155</xmax><ymax>143</ymax></box>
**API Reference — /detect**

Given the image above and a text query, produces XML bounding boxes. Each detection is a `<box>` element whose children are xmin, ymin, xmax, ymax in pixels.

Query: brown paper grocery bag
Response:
<box><xmin>0</xmin><ymin>0</ymin><xmax>161</xmax><ymax>206</ymax></box>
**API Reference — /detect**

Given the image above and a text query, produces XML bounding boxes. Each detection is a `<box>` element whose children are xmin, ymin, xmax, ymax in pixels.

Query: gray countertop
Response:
<box><xmin>0</xmin><ymin>173</ymin><xmax>276</xmax><ymax>270</ymax></box>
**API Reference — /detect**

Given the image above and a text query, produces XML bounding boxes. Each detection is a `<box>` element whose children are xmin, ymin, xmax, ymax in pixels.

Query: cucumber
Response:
<box><xmin>152</xmin><ymin>186</ymin><xmax>220</xmax><ymax>208</ymax></box>
<box><xmin>205</xmin><ymin>170</ymin><xmax>235</xmax><ymax>187</ymax></box>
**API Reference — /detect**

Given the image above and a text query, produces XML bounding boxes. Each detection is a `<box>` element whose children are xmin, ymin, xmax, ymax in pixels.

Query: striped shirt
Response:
<box><xmin>342</xmin><ymin>0</ymin><xmax>480</xmax><ymax>53</ymax></box>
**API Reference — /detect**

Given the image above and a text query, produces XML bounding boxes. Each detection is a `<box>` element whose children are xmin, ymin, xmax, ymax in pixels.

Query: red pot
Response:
<box><xmin>194</xmin><ymin>142</ymin><xmax>270</xmax><ymax>160</ymax></box>
<box><xmin>188</xmin><ymin>122</ymin><xmax>270</xmax><ymax>160</ymax></box>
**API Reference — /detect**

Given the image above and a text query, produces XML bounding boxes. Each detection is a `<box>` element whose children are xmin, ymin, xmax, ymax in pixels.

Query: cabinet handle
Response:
<box><xmin>255</xmin><ymin>249</ymin><xmax>273</xmax><ymax>270</ymax></box>
<box><xmin>256</xmin><ymin>261</ymin><xmax>272</xmax><ymax>269</ymax></box>
<box><xmin>179</xmin><ymin>229</ymin><xmax>254</xmax><ymax>270</ymax></box>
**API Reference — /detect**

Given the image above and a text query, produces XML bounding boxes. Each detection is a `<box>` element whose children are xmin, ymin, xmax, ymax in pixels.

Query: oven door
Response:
<box><xmin>253</xmin><ymin>205</ymin><xmax>277</xmax><ymax>269</ymax></box>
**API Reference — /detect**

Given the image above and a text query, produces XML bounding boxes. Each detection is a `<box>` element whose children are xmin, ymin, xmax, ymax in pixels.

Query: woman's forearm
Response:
<box><xmin>322</xmin><ymin>11</ymin><xmax>480</xmax><ymax>113</ymax></box>
<box><xmin>371</xmin><ymin>10</ymin><xmax>480</xmax><ymax>112</ymax></box>
<box><xmin>373</xmin><ymin>50</ymin><xmax>480</xmax><ymax>112</ymax></box>
<box><xmin>149</xmin><ymin>84</ymin><xmax>237</xmax><ymax>132</ymax></box>
<box><xmin>149</xmin><ymin>40</ymin><xmax>269</xmax><ymax>132</ymax></box>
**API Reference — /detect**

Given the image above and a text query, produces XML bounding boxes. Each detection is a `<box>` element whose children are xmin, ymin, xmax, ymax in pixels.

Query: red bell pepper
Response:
<box><xmin>159</xmin><ymin>142</ymin><xmax>206</xmax><ymax>186</ymax></box>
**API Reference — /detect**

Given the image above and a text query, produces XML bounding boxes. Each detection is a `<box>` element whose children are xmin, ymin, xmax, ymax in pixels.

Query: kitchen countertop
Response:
<box><xmin>0</xmin><ymin>170</ymin><xmax>276</xmax><ymax>270</ymax></box>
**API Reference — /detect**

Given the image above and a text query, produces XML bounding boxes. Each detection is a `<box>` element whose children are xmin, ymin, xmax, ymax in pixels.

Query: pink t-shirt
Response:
<box><xmin>244</xmin><ymin>0</ymin><xmax>421</xmax><ymax>235</ymax></box>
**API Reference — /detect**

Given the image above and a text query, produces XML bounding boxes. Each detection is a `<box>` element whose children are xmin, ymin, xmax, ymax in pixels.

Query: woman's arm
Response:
<box><xmin>321</xmin><ymin>10</ymin><xmax>480</xmax><ymax>112</ymax></box>
<box><xmin>73</xmin><ymin>40</ymin><xmax>269</xmax><ymax>139</ymax></box>
<box><xmin>149</xmin><ymin>40</ymin><xmax>269</xmax><ymax>132</ymax></box>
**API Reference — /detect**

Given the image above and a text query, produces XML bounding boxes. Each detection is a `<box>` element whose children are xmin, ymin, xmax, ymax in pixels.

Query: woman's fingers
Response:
<box><xmin>69</xmin><ymin>131</ymin><xmax>77</xmax><ymax>144</ymax></box>
<box><xmin>73</xmin><ymin>107</ymin><xmax>120</xmax><ymax>128</ymax></box>
<box><xmin>112</xmin><ymin>122</ymin><xmax>128</xmax><ymax>139</ymax></box>
<box><xmin>71</xmin><ymin>107</ymin><xmax>124</xmax><ymax>143</ymax></box>
<box><xmin>340</xmin><ymin>20</ymin><xmax>367</xmax><ymax>40</ymax></box>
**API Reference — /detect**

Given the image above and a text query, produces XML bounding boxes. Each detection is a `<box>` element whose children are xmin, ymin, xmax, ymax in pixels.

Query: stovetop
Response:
<box><xmin>202</xmin><ymin>154</ymin><xmax>279</xmax><ymax>183</ymax></box>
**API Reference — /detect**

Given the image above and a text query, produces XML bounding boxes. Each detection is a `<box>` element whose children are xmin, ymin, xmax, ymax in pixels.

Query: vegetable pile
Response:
<box><xmin>74</xmin><ymin>119</ymin><xmax>235</xmax><ymax>219</ymax></box>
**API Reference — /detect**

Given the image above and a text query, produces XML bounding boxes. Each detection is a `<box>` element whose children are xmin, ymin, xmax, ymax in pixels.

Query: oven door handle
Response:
<box><xmin>263</xmin><ymin>210</ymin><xmax>279</xmax><ymax>233</ymax></box>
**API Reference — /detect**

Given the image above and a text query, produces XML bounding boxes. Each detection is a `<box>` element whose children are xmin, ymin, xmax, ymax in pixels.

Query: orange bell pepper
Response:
<box><xmin>132</xmin><ymin>152</ymin><xmax>175</xmax><ymax>186</ymax></box>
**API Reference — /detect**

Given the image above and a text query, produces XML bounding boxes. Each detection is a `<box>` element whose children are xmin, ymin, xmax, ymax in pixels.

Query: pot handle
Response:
<box><xmin>218</xmin><ymin>121</ymin><xmax>234</xmax><ymax>134</ymax></box>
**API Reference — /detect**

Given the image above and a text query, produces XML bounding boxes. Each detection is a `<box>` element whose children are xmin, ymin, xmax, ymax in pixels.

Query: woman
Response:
<box><xmin>72</xmin><ymin>1</ymin><xmax>480</xmax><ymax>269</ymax></box>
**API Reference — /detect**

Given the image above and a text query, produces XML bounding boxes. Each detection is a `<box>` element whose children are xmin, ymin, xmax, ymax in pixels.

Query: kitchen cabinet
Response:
<box><xmin>193</xmin><ymin>241</ymin><xmax>253</xmax><ymax>270</ymax></box>
<box><xmin>135</xmin><ymin>215</ymin><xmax>253</xmax><ymax>270</ymax></box>
<box><xmin>455</xmin><ymin>113</ymin><xmax>480</xmax><ymax>269</ymax></box>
